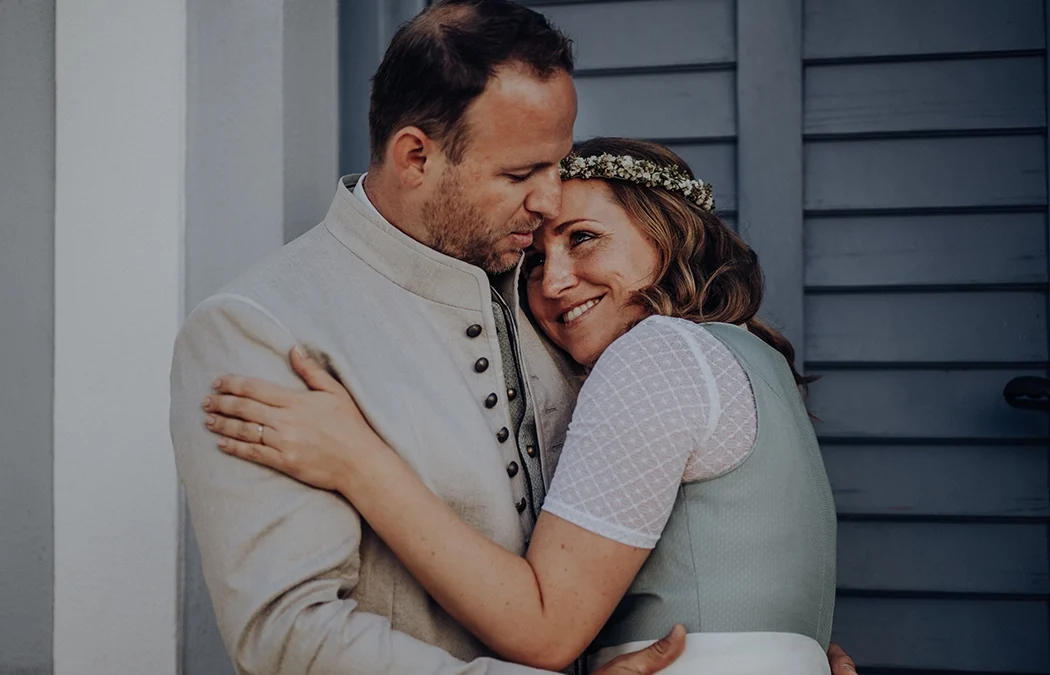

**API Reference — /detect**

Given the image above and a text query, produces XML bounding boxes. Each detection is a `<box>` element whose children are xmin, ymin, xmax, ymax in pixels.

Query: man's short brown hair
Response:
<box><xmin>368</xmin><ymin>0</ymin><xmax>574</xmax><ymax>165</ymax></box>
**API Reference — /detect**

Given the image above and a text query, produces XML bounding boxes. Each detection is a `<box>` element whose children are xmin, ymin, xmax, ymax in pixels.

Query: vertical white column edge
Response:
<box><xmin>53</xmin><ymin>1</ymin><xmax>186</xmax><ymax>673</ymax></box>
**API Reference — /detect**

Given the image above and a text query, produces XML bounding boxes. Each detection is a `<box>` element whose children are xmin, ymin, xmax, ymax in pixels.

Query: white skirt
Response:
<box><xmin>587</xmin><ymin>632</ymin><xmax>831</xmax><ymax>675</ymax></box>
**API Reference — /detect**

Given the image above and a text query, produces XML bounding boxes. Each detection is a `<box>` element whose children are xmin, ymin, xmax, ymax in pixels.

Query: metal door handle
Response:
<box><xmin>1004</xmin><ymin>376</ymin><xmax>1050</xmax><ymax>411</ymax></box>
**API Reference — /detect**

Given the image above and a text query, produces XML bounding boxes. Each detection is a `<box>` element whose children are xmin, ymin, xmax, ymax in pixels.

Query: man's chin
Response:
<box><xmin>482</xmin><ymin>250</ymin><xmax>525</xmax><ymax>275</ymax></box>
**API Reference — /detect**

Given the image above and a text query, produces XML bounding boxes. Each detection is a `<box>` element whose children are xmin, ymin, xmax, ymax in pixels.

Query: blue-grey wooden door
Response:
<box><xmin>517</xmin><ymin>0</ymin><xmax>1050</xmax><ymax>671</ymax></box>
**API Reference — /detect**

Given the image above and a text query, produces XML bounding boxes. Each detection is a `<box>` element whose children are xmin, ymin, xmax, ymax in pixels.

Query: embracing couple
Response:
<box><xmin>171</xmin><ymin>1</ymin><xmax>852</xmax><ymax>673</ymax></box>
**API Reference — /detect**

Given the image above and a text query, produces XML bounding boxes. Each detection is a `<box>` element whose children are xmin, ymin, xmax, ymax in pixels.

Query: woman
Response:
<box><xmin>203</xmin><ymin>138</ymin><xmax>837</xmax><ymax>674</ymax></box>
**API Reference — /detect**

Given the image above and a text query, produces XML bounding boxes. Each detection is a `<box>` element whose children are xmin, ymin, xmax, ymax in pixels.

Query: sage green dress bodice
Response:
<box><xmin>591</xmin><ymin>322</ymin><xmax>837</xmax><ymax>654</ymax></box>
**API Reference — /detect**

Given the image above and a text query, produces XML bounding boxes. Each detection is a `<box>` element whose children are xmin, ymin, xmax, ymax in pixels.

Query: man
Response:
<box><xmin>170</xmin><ymin>1</ymin><xmax>857</xmax><ymax>674</ymax></box>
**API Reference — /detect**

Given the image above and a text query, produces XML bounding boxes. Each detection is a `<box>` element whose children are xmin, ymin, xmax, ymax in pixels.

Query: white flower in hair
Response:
<box><xmin>558</xmin><ymin>152</ymin><xmax>715</xmax><ymax>211</ymax></box>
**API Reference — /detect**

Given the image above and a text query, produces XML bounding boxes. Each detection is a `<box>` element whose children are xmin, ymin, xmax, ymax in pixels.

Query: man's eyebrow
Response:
<box><xmin>503</xmin><ymin>161</ymin><xmax>554</xmax><ymax>173</ymax></box>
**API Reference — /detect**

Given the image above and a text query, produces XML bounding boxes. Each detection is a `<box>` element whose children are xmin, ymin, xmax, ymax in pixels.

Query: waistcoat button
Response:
<box><xmin>484</xmin><ymin>393</ymin><xmax>498</xmax><ymax>408</ymax></box>
<box><xmin>474</xmin><ymin>357</ymin><xmax>489</xmax><ymax>373</ymax></box>
<box><xmin>466</xmin><ymin>324</ymin><xmax>483</xmax><ymax>338</ymax></box>
<box><xmin>506</xmin><ymin>461</ymin><xmax>519</xmax><ymax>478</ymax></box>
<box><xmin>497</xmin><ymin>427</ymin><xmax>510</xmax><ymax>443</ymax></box>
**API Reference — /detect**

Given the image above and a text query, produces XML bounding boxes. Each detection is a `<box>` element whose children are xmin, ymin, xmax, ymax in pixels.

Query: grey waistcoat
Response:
<box><xmin>592</xmin><ymin>323</ymin><xmax>837</xmax><ymax>654</ymax></box>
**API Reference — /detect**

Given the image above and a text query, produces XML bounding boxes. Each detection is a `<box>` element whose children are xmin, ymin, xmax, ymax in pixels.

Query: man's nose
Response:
<box><xmin>524</xmin><ymin>168</ymin><xmax>562</xmax><ymax>220</ymax></box>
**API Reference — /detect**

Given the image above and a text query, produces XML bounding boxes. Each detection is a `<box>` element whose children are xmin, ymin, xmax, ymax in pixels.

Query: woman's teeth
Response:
<box><xmin>562</xmin><ymin>298</ymin><xmax>601</xmax><ymax>323</ymax></box>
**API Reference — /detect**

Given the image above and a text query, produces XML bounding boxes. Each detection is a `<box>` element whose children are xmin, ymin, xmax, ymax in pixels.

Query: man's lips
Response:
<box><xmin>508</xmin><ymin>231</ymin><xmax>534</xmax><ymax>248</ymax></box>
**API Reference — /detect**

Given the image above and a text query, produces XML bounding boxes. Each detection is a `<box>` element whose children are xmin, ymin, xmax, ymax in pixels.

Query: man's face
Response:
<box><xmin>422</xmin><ymin>64</ymin><xmax>577</xmax><ymax>274</ymax></box>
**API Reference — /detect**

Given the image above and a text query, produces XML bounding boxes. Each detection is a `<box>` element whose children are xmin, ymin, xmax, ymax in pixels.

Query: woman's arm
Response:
<box><xmin>335</xmin><ymin>429</ymin><xmax>650</xmax><ymax>670</ymax></box>
<box><xmin>205</xmin><ymin>347</ymin><xmax>650</xmax><ymax>670</ymax></box>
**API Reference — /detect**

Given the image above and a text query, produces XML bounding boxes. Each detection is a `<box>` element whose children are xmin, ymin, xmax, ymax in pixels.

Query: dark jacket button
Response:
<box><xmin>506</xmin><ymin>461</ymin><xmax>519</xmax><ymax>478</ymax></box>
<box><xmin>485</xmin><ymin>393</ymin><xmax>498</xmax><ymax>408</ymax></box>
<box><xmin>515</xmin><ymin>498</ymin><xmax>528</xmax><ymax>513</ymax></box>
<box><xmin>526</xmin><ymin>445</ymin><xmax>537</xmax><ymax>458</ymax></box>
<box><xmin>474</xmin><ymin>357</ymin><xmax>489</xmax><ymax>373</ymax></box>
<box><xmin>507</xmin><ymin>388</ymin><xmax>517</xmax><ymax>401</ymax></box>
<box><xmin>497</xmin><ymin>427</ymin><xmax>510</xmax><ymax>443</ymax></box>
<box><xmin>466</xmin><ymin>324</ymin><xmax>483</xmax><ymax>338</ymax></box>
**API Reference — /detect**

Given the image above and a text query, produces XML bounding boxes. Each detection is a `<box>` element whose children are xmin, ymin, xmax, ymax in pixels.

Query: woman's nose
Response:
<box><xmin>541</xmin><ymin>254</ymin><xmax>576</xmax><ymax>298</ymax></box>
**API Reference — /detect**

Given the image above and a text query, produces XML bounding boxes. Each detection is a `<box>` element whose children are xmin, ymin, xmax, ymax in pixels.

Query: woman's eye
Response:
<box><xmin>524</xmin><ymin>255</ymin><xmax>545</xmax><ymax>275</ymax></box>
<box><xmin>506</xmin><ymin>173</ymin><xmax>530</xmax><ymax>183</ymax></box>
<box><xmin>570</xmin><ymin>231</ymin><xmax>596</xmax><ymax>246</ymax></box>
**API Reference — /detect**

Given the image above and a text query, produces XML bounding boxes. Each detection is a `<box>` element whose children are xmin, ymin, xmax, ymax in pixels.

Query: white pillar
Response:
<box><xmin>53</xmin><ymin>1</ymin><xmax>185</xmax><ymax>673</ymax></box>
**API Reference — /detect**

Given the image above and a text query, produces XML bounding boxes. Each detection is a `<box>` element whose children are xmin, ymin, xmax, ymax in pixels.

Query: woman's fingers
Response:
<box><xmin>216</xmin><ymin>436</ymin><xmax>286</xmax><ymax>472</ymax></box>
<box><xmin>212</xmin><ymin>374</ymin><xmax>296</xmax><ymax>407</ymax></box>
<box><xmin>206</xmin><ymin>412</ymin><xmax>270</xmax><ymax>446</ymax></box>
<box><xmin>203</xmin><ymin>393</ymin><xmax>275</xmax><ymax>427</ymax></box>
<box><xmin>290</xmin><ymin>346</ymin><xmax>342</xmax><ymax>393</ymax></box>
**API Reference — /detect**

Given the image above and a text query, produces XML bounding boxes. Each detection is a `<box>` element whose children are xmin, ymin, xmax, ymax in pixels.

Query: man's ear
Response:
<box><xmin>388</xmin><ymin>126</ymin><xmax>440</xmax><ymax>187</ymax></box>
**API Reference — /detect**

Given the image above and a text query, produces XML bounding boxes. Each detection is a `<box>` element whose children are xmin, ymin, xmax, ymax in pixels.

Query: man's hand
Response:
<box><xmin>591</xmin><ymin>625</ymin><xmax>686</xmax><ymax>675</ymax></box>
<box><xmin>828</xmin><ymin>643</ymin><xmax>857</xmax><ymax>674</ymax></box>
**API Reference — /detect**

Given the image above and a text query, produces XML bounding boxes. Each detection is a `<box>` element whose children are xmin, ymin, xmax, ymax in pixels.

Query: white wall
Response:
<box><xmin>53</xmin><ymin>2</ymin><xmax>185</xmax><ymax>673</ymax></box>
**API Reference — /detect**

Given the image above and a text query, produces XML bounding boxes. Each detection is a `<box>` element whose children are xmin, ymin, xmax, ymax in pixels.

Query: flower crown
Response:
<box><xmin>558</xmin><ymin>152</ymin><xmax>716</xmax><ymax>211</ymax></box>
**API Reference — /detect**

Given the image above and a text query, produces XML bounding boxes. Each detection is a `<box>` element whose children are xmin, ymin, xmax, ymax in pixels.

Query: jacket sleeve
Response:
<box><xmin>170</xmin><ymin>294</ymin><xmax>551</xmax><ymax>675</ymax></box>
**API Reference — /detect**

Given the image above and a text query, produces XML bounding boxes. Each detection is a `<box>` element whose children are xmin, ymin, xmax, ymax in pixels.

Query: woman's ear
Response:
<box><xmin>387</xmin><ymin>126</ymin><xmax>439</xmax><ymax>187</ymax></box>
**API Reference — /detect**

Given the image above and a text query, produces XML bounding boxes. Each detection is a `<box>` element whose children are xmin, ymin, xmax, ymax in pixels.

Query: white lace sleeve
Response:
<box><xmin>541</xmin><ymin>316</ymin><xmax>757</xmax><ymax>549</ymax></box>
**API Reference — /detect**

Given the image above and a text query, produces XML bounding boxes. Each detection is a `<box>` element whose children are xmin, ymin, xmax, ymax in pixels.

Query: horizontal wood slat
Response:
<box><xmin>837</xmin><ymin>522</ymin><xmax>1050</xmax><ymax>595</ymax></box>
<box><xmin>805</xmin><ymin>291</ymin><xmax>1048</xmax><ymax>362</ymax></box>
<box><xmin>807</xmin><ymin>368</ymin><xmax>1049</xmax><ymax>438</ymax></box>
<box><xmin>805</xmin><ymin>212</ymin><xmax>1048</xmax><ymax>287</ymax></box>
<box><xmin>832</xmin><ymin>597</ymin><xmax>1050</xmax><ymax>672</ymax></box>
<box><xmin>805</xmin><ymin>57</ymin><xmax>1045</xmax><ymax>135</ymax></box>
<box><xmin>804</xmin><ymin>0</ymin><xmax>1046</xmax><ymax>60</ymax></box>
<box><xmin>824</xmin><ymin>444</ymin><xmax>1049</xmax><ymax>519</ymax></box>
<box><xmin>574</xmin><ymin>70</ymin><xmax>736</xmax><ymax>140</ymax></box>
<box><xmin>537</xmin><ymin>0</ymin><xmax>734</xmax><ymax>71</ymax></box>
<box><xmin>804</xmin><ymin>136</ymin><xmax>1047</xmax><ymax>211</ymax></box>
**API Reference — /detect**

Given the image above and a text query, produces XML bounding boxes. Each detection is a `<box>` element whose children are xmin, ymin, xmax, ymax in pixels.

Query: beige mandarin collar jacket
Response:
<box><xmin>171</xmin><ymin>175</ymin><xmax>580</xmax><ymax>674</ymax></box>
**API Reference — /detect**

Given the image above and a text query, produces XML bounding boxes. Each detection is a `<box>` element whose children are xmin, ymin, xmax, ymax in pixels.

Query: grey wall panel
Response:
<box><xmin>832</xmin><ymin>598</ymin><xmax>1049</xmax><ymax>672</ymax></box>
<box><xmin>805</xmin><ymin>291</ymin><xmax>1048</xmax><ymax>363</ymax></box>
<box><xmin>736</xmin><ymin>0</ymin><xmax>805</xmax><ymax>360</ymax></box>
<box><xmin>805</xmin><ymin>213</ymin><xmax>1048</xmax><ymax>287</ymax></box>
<box><xmin>808</xmin><ymin>369</ymin><xmax>1049</xmax><ymax>438</ymax></box>
<box><xmin>805</xmin><ymin>57</ymin><xmax>1045</xmax><ymax>135</ymax></box>
<box><xmin>805</xmin><ymin>135</ymin><xmax>1047</xmax><ymax>211</ymax></box>
<box><xmin>0</xmin><ymin>1</ymin><xmax>54</xmax><ymax>673</ymax></box>
<box><xmin>573</xmin><ymin>70</ymin><xmax>735</xmax><ymax>140</ymax></box>
<box><xmin>283</xmin><ymin>0</ymin><xmax>340</xmax><ymax>242</ymax></box>
<box><xmin>185</xmin><ymin>0</ymin><xmax>284</xmax><ymax>311</ymax></box>
<box><xmin>537</xmin><ymin>0</ymin><xmax>734</xmax><ymax>70</ymax></box>
<box><xmin>183</xmin><ymin>520</ymin><xmax>233</xmax><ymax>675</ymax></box>
<box><xmin>824</xmin><ymin>445</ymin><xmax>1049</xmax><ymax>518</ymax></box>
<box><xmin>665</xmin><ymin>142</ymin><xmax>736</xmax><ymax>211</ymax></box>
<box><xmin>838</xmin><ymin>522</ymin><xmax>1050</xmax><ymax>595</ymax></box>
<box><xmin>338</xmin><ymin>0</ymin><xmax>381</xmax><ymax>174</ymax></box>
<box><xmin>804</xmin><ymin>0</ymin><xmax>1045</xmax><ymax>60</ymax></box>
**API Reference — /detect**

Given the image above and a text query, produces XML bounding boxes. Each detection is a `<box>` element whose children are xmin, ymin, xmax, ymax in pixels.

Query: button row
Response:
<box><xmin>466</xmin><ymin>322</ymin><xmax>525</xmax><ymax>515</ymax></box>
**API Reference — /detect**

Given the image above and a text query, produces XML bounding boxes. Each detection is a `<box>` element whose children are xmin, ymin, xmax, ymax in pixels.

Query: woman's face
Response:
<box><xmin>524</xmin><ymin>180</ymin><xmax>660</xmax><ymax>367</ymax></box>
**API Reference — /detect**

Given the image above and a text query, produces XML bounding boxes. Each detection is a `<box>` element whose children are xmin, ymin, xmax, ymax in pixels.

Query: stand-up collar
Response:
<box><xmin>326</xmin><ymin>174</ymin><xmax>527</xmax><ymax>311</ymax></box>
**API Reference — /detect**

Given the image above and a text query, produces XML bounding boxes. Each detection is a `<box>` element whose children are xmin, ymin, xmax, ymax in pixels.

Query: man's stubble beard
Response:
<box><xmin>422</xmin><ymin>168</ymin><xmax>539</xmax><ymax>275</ymax></box>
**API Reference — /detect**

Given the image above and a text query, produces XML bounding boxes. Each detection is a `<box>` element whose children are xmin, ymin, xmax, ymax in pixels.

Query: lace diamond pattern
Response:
<box><xmin>542</xmin><ymin>316</ymin><xmax>757</xmax><ymax>548</ymax></box>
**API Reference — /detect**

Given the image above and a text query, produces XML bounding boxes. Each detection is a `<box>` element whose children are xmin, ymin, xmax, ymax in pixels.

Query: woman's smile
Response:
<box><xmin>526</xmin><ymin>180</ymin><xmax>659</xmax><ymax>367</ymax></box>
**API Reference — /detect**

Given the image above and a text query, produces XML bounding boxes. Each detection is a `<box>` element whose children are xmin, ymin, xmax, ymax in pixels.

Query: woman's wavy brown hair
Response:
<box><xmin>570</xmin><ymin>137</ymin><xmax>813</xmax><ymax>388</ymax></box>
